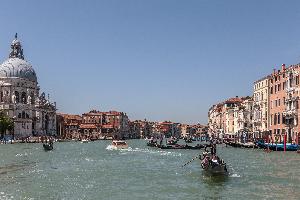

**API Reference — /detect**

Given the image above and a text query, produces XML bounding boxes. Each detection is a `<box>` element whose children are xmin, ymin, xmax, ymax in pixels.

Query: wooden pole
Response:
<box><xmin>284</xmin><ymin>133</ymin><xmax>287</xmax><ymax>152</ymax></box>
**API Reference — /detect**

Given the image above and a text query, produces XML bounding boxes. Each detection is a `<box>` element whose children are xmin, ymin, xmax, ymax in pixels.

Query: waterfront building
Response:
<box><xmin>224</xmin><ymin>97</ymin><xmax>243</xmax><ymax>135</ymax></box>
<box><xmin>283</xmin><ymin>64</ymin><xmax>300</xmax><ymax>143</ymax></box>
<box><xmin>56</xmin><ymin>113</ymin><xmax>82</xmax><ymax>139</ymax></box>
<box><xmin>129</xmin><ymin>120</ymin><xmax>141</xmax><ymax>139</ymax></box>
<box><xmin>208</xmin><ymin>96</ymin><xmax>253</xmax><ymax>140</ymax></box>
<box><xmin>81</xmin><ymin>110</ymin><xmax>130</xmax><ymax>139</ymax></box>
<box><xmin>269</xmin><ymin>65</ymin><xmax>287</xmax><ymax>143</ymax></box>
<box><xmin>0</xmin><ymin>34</ymin><xmax>56</xmax><ymax>139</ymax></box>
<box><xmin>253</xmin><ymin>76</ymin><xmax>270</xmax><ymax>138</ymax></box>
<box><xmin>208</xmin><ymin>103</ymin><xmax>223</xmax><ymax>137</ymax></box>
<box><xmin>156</xmin><ymin>121</ymin><xmax>181</xmax><ymax>138</ymax></box>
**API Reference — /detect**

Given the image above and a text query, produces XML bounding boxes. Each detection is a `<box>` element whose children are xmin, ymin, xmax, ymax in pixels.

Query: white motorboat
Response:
<box><xmin>81</xmin><ymin>139</ymin><xmax>89</xmax><ymax>143</ymax></box>
<box><xmin>111</xmin><ymin>140</ymin><xmax>128</xmax><ymax>149</ymax></box>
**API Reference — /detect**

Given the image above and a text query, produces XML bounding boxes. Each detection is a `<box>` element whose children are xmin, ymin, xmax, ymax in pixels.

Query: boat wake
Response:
<box><xmin>121</xmin><ymin>147</ymin><xmax>182</xmax><ymax>157</ymax></box>
<box><xmin>106</xmin><ymin>146</ymin><xmax>182</xmax><ymax>157</ymax></box>
<box><xmin>230</xmin><ymin>173</ymin><xmax>241</xmax><ymax>178</ymax></box>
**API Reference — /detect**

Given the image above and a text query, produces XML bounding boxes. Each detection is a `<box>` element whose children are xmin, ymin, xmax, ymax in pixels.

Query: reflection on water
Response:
<box><xmin>0</xmin><ymin>140</ymin><xmax>299</xmax><ymax>200</ymax></box>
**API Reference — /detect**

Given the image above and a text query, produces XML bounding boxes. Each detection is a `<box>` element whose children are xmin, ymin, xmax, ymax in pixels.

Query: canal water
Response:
<box><xmin>0</xmin><ymin>140</ymin><xmax>299</xmax><ymax>200</ymax></box>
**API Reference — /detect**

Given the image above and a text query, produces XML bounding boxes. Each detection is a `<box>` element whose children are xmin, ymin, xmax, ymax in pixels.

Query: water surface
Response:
<box><xmin>0</xmin><ymin>140</ymin><xmax>299</xmax><ymax>200</ymax></box>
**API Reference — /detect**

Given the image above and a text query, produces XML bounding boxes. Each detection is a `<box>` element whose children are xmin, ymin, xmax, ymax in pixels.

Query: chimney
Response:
<box><xmin>282</xmin><ymin>64</ymin><xmax>286</xmax><ymax>71</ymax></box>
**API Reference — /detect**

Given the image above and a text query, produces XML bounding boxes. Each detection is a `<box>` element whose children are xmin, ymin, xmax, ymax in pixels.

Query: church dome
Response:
<box><xmin>0</xmin><ymin>58</ymin><xmax>37</xmax><ymax>82</ymax></box>
<box><xmin>0</xmin><ymin>33</ymin><xmax>37</xmax><ymax>82</ymax></box>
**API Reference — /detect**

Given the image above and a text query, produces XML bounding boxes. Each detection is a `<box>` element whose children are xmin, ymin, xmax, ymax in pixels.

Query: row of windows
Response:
<box><xmin>254</xmin><ymin>90</ymin><xmax>267</xmax><ymax>101</ymax></box>
<box><xmin>18</xmin><ymin>111</ymin><xmax>30</xmax><ymax>119</ymax></box>
<box><xmin>270</xmin><ymin>113</ymin><xmax>297</xmax><ymax>126</ymax></box>
<box><xmin>254</xmin><ymin>80</ymin><xmax>268</xmax><ymax>90</ymax></box>
<box><xmin>271</xmin><ymin>98</ymin><xmax>283</xmax><ymax>108</ymax></box>
<box><xmin>270</xmin><ymin>82</ymin><xmax>285</xmax><ymax>94</ymax></box>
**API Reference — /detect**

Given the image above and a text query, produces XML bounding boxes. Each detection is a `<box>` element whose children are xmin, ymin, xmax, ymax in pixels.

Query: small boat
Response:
<box><xmin>256</xmin><ymin>140</ymin><xmax>299</xmax><ymax>151</ymax></box>
<box><xmin>147</xmin><ymin>140</ymin><xmax>158</xmax><ymax>147</ymax></box>
<box><xmin>111</xmin><ymin>140</ymin><xmax>128</xmax><ymax>149</ymax></box>
<box><xmin>159</xmin><ymin>144</ymin><xmax>185</xmax><ymax>149</ymax></box>
<box><xmin>80</xmin><ymin>139</ymin><xmax>89</xmax><ymax>143</ymax></box>
<box><xmin>200</xmin><ymin>152</ymin><xmax>228</xmax><ymax>175</ymax></box>
<box><xmin>167</xmin><ymin>139</ymin><xmax>178</xmax><ymax>145</ymax></box>
<box><xmin>184</xmin><ymin>144</ymin><xmax>205</xmax><ymax>150</ymax></box>
<box><xmin>43</xmin><ymin>143</ymin><xmax>53</xmax><ymax>151</ymax></box>
<box><xmin>184</xmin><ymin>138</ymin><xmax>193</xmax><ymax>143</ymax></box>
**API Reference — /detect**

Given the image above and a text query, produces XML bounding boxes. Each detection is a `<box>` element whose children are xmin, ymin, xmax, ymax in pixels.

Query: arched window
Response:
<box><xmin>0</xmin><ymin>91</ymin><xmax>3</xmax><ymax>102</ymax></box>
<box><xmin>30</xmin><ymin>92</ymin><xmax>35</xmax><ymax>104</ymax></box>
<box><xmin>21</xmin><ymin>92</ymin><xmax>27</xmax><ymax>104</ymax></box>
<box><xmin>15</xmin><ymin>91</ymin><xmax>20</xmax><ymax>103</ymax></box>
<box><xmin>22</xmin><ymin>111</ymin><xmax>25</xmax><ymax>119</ymax></box>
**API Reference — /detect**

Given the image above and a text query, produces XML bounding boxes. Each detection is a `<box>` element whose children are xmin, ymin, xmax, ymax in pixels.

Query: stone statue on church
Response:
<box><xmin>11</xmin><ymin>94</ymin><xmax>16</xmax><ymax>104</ymax></box>
<box><xmin>27</xmin><ymin>95</ymin><xmax>32</xmax><ymax>105</ymax></box>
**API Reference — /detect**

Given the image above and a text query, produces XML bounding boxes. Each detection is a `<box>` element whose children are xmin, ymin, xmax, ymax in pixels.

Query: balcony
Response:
<box><xmin>286</xmin><ymin>87</ymin><xmax>296</xmax><ymax>93</ymax></box>
<box><xmin>283</xmin><ymin>109</ymin><xmax>297</xmax><ymax>118</ymax></box>
<box><xmin>285</xmin><ymin>96</ymin><xmax>299</xmax><ymax>103</ymax></box>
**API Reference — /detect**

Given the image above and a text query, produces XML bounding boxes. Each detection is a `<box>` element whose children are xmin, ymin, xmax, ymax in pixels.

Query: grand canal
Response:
<box><xmin>0</xmin><ymin>140</ymin><xmax>299</xmax><ymax>200</ymax></box>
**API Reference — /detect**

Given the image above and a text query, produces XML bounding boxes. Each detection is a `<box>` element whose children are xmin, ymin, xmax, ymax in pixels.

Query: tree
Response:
<box><xmin>0</xmin><ymin>112</ymin><xmax>14</xmax><ymax>140</ymax></box>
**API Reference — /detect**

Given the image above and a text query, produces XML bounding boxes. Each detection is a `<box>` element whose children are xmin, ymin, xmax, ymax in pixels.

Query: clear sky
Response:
<box><xmin>0</xmin><ymin>0</ymin><xmax>300</xmax><ymax>124</ymax></box>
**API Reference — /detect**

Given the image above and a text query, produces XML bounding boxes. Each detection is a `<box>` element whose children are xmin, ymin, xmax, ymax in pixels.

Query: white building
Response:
<box><xmin>0</xmin><ymin>34</ymin><xmax>56</xmax><ymax>138</ymax></box>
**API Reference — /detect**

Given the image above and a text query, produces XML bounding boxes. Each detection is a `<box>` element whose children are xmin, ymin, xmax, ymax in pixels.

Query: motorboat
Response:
<box><xmin>80</xmin><ymin>139</ymin><xmax>89</xmax><ymax>143</ymax></box>
<box><xmin>111</xmin><ymin>140</ymin><xmax>128</xmax><ymax>149</ymax></box>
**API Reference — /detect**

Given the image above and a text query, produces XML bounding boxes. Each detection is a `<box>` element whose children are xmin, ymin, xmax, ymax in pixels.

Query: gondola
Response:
<box><xmin>167</xmin><ymin>139</ymin><xmax>178</xmax><ymax>145</ymax></box>
<box><xmin>43</xmin><ymin>143</ymin><xmax>53</xmax><ymax>151</ymax></box>
<box><xmin>200</xmin><ymin>152</ymin><xmax>228</xmax><ymax>175</ymax></box>
<box><xmin>184</xmin><ymin>144</ymin><xmax>205</xmax><ymax>150</ymax></box>
<box><xmin>184</xmin><ymin>138</ymin><xmax>193</xmax><ymax>143</ymax></box>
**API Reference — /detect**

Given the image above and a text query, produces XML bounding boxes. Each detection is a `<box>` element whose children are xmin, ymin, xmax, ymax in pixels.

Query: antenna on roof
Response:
<box><xmin>15</xmin><ymin>33</ymin><xmax>18</xmax><ymax>39</ymax></box>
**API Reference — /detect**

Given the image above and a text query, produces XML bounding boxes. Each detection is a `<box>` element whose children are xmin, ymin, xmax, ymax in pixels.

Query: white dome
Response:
<box><xmin>0</xmin><ymin>58</ymin><xmax>37</xmax><ymax>82</ymax></box>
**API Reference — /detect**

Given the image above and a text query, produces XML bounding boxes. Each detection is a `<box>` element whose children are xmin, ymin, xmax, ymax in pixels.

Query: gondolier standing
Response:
<box><xmin>210</xmin><ymin>139</ymin><xmax>217</xmax><ymax>155</ymax></box>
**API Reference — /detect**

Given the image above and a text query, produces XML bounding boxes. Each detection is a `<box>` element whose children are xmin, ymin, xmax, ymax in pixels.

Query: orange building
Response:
<box><xmin>269</xmin><ymin>64</ymin><xmax>300</xmax><ymax>143</ymax></box>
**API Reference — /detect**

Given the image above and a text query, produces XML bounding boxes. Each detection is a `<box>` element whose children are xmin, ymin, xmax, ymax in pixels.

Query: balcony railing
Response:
<box><xmin>286</xmin><ymin>87</ymin><xmax>296</xmax><ymax>93</ymax></box>
<box><xmin>283</xmin><ymin>109</ymin><xmax>297</xmax><ymax>117</ymax></box>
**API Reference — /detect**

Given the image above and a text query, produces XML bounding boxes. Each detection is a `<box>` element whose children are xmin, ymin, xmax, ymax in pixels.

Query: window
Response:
<box><xmin>278</xmin><ymin>99</ymin><xmax>280</xmax><ymax>107</ymax></box>
<box><xmin>274</xmin><ymin>114</ymin><xmax>277</xmax><ymax>125</ymax></box>
<box><xmin>278</xmin><ymin>84</ymin><xmax>281</xmax><ymax>91</ymax></box>
<box><xmin>15</xmin><ymin>91</ymin><xmax>20</xmax><ymax>103</ymax></box>
<box><xmin>275</xmin><ymin>77</ymin><xmax>277</xmax><ymax>82</ymax></box>
<box><xmin>275</xmin><ymin>100</ymin><xmax>277</xmax><ymax>107</ymax></box>
<box><xmin>283</xmin><ymin>82</ymin><xmax>286</xmax><ymax>90</ymax></box>
<box><xmin>21</xmin><ymin>92</ymin><xmax>27</xmax><ymax>104</ymax></box>
<box><xmin>282</xmin><ymin>113</ymin><xmax>285</xmax><ymax>125</ymax></box>
<box><xmin>271</xmin><ymin>101</ymin><xmax>273</xmax><ymax>109</ymax></box>
<box><xmin>270</xmin><ymin>87</ymin><xmax>273</xmax><ymax>94</ymax></box>
<box><xmin>278</xmin><ymin>113</ymin><xmax>280</xmax><ymax>124</ymax></box>
<box><xmin>270</xmin><ymin>115</ymin><xmax>273</xmax><ymax>125</ymax></box>
<box><xmin>283</xmin><ymin>73</ymin><xmax>285</xmax><ymax>78</ymax></box>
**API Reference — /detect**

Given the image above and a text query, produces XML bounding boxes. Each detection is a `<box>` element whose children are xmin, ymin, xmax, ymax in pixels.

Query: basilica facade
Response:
<box><xmin>0</xmin><ymin>34</ymin><xmax>56</xmax><ymax>138</ymax></box>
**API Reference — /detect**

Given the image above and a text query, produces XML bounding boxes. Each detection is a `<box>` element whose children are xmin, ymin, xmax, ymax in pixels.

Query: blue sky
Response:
<box><xmin>0</xmin><ymin>0</ymin><xmax>300</xmax><ymax>124</ymax></box>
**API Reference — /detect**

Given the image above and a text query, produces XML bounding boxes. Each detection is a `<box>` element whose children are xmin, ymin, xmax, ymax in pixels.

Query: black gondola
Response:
<box><xmin>43</xmin><ymin>143</ymin><xmax>53</xmax><ymax>151</ymax></box>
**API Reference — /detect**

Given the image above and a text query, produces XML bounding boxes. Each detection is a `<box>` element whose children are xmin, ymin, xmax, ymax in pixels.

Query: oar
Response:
<box><xmin>182</xmin><ymin>155</ymin><xmax>200</xmax><ymax>167</ymax></box>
